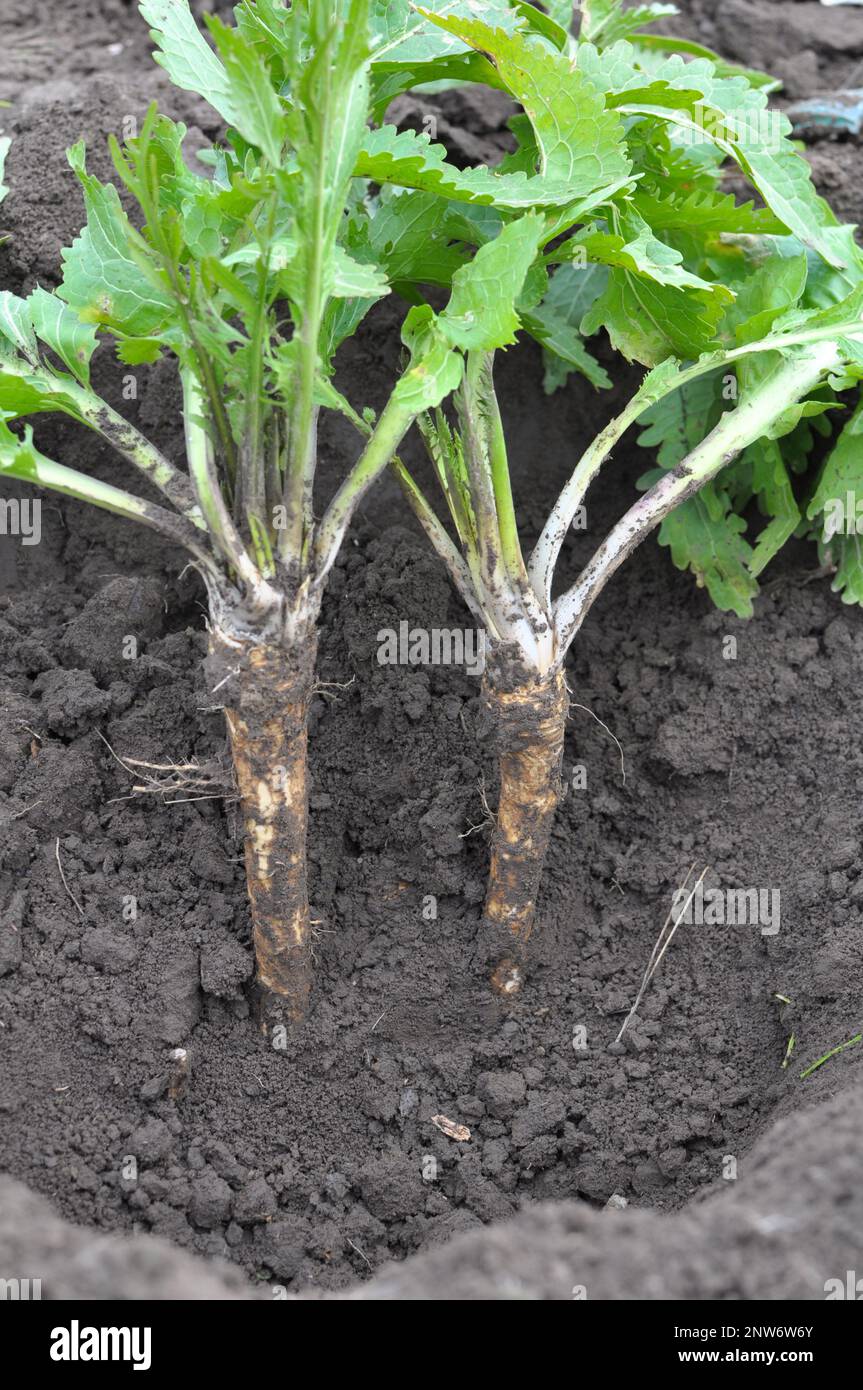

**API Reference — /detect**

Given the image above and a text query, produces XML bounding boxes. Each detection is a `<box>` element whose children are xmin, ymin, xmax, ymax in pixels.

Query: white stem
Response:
<box><xmin>531</xmin><ymin>324</ymin><xmax>863</xmax><ymax>612</ymax></box>
<box><xmin>528</xmin><ymin>391</ymin><xmax>649</xmax><ymax>607</ymax></box>
<box><xmin>553</xmin><ymin>341</ymin><xmax>842</xmax><ymax>659</ymax></box>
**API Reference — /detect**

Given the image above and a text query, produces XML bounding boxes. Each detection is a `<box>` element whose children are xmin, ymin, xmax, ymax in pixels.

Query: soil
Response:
<box><xmin>1</xmin><ymin>0</ymin><xmax>862</xmax><ymax>1299</ymax></box>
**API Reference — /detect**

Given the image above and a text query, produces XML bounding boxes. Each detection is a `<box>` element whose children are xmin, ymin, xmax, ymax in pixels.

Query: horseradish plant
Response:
<box><xmin>0</xmin><ymin>0</ymin><xmax>614</xmax><ymax>1020</ymax></box>
<box><xmin>376</xmin><ymin>1</ymin><xmax>863</xmax><ymax>992</ymax></box>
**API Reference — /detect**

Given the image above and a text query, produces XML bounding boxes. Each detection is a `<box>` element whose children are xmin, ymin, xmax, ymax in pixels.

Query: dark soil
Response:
<box><xmin>1</xmin><ymin>0</ymin><xmax>862</xmax><ymax>1298</ymax></box>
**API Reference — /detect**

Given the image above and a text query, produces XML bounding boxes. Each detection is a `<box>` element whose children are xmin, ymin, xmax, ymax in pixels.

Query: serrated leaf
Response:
<box><xmin>572</xmin><ymin>198</ymin><xmax>734</xmax><ymax>366</ymax></box>
<box><xmin>579</xmin><ymin>42</ymin><xmax>863</xmax><ymax>278</ymax></box>
<box><xmin>581</xmin><ymin>266</ymin><xmax>726</xmax><ymax>365</ymax></box>
<box><xmin>116</xmin><ymin>337</ymin><xmax>163</xmax><ymax>365</ymax></box>
<box><xmin>525</xmin><ymin>260</ymin><xmax>611</xmax><ymax>392</ymax></box>
<box><xmin>365</xmin><ymin>189</ymin><xmax>468</xmax><ymax>288</ymax></box>
<box><xmin>60</xmin><ymin>145</ymin><xmax>174</xmax><ymax>337</ymax></box>
<box><xmin>728</xmin><ymin>254</ymin><xmax>808</xmax><ymax>348</ymax></box>
<box><xmin>807</xmin><ymin>398</ymin><xmax>863</xmax><ymax>603</ymax></box>
<box><xmin>0</xmin><ymin>373</ymin><xmax>67</xmax><ymax>418</ymax></box>
<box><xmin>544</xmin><ymin>1</ymin><xmax>577</xmax><ymax>30</ymax></box>
<box><xmin>637</xmin><ymin>371</ymin><xmax>759</xmax><ymax>614</ymax></box>
<box><xmin>632</xmin><ymin>188</ymin><xmax>785</xmax><ymax>238</ymax></box>
<box><xmin>742</xmin><ymin>438</ymin><xmax>800</xmax><ymax>578</ymax></box>
<box><xmin>639</xmin><ymin>371</ymin><xmax>723</xmax><ymax>467</ymax></box>
<box><xmin>629</xmin><ymin>35</ymin><xmax>780</xmax><ymax>91</ymax></box>
<box><xmin>331</xmin><ymin>245</ymin><xmax>390</xmax><ymax>299</ymax></box>
<box><xmin>809</xmin><ymin>399</ymin><xmax>863</xmax><ymax>527</ymax></box>
<box><xmin>523</xmin><ymin>305</ymin><xmax>611</xmax><ymax>391</ymax></box>
<box><xmin>28</xmin><ymin>287</ymin><xmax>98</xmax><ymax>386</ymax></box>
<box><xmin>0</xmin><ymin>291</ymin><xmax>38</xmax><ymax>361</ymax></box>
<box><xmin>439</xmin><ymin>214</ymin><xmax>545</xmax><ymax>352</ymax></box>
<box><xmin>418</xmin><ymin>7</ymin><xmax>631</xmax><ymax>195</ymax></box>
<box><xmin>204</xmin><ymin>16</ymin><xmax>287</xmax><ymax>164</ymax></box>
<box><xmin>139</xmin><ymin>0</ymin><xmax>236</xmax><ymax>126</ymax></box>
<box><xmin>657</xmin><ymin>487</ymin><xmax>759</xmax><ymax>616</ymax></box>
<box><xmin>820</xmin><ymin>529</ymin><xmax>863</xmax><ymax>606</ymax></box>
<box><xmin>575</xmin><ymin>210</ymin><xmax>734</xmax><ymax>299</ymax></box>
<box><xmin>355</xmin><ymin>126</ymin><xmax>580</xmax><ymax>210</ymax></box>
<box><xmin>581</xmin><ymin>2</ymin><xmax>679</xmax><ymax>47</ymax></box>
<box><xmin>282</xmin><ymin>0</ymin><xmax>373</xmax><ymax>331</ymax></box>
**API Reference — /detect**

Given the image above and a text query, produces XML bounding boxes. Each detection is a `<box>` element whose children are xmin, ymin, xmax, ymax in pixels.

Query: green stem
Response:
<box><xmin>0</xmin><ymin>430</ymin><xmax>217</xmax><ymax>576</ymax></box>
<box><xmin>460</xmin><ymin>353</ymin><xmax>507</xmax><ymax>595</ymax></box>
<box><xmin>72</xmin><ymin>388</ymin><xmax>204</xmax><ymax>526</ymax></box>
<box><xmin>242</xmin><ymin>200</ymin><xmax>277</xmax><ymax>529</ymax></box>
<box><xmin>392</xmin><ymin>455</ymin><xmax>498</xmax><ymax>635</ymax></box>
<box><xmin>182</xmin><ymin>369</ymin><xmax>273</xmax><ymax>602</ymax></box>
<box><xmin>479</xmin><ymin>352</ymin><xmax>527</xmax><ymax>585</ymax></box>
<box><xmin>313</xmin><ymin>392</ymin><xmax>416</xmax><ymax>582</ymax></box>
<box><xmin>281</xmin><ymin>93</ymin><xmax>330</xmax><ymax>571</ymax></box>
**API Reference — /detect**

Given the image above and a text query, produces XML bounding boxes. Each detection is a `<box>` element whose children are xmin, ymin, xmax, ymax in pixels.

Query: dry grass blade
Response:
<box><xmin>55</xmin><ymin>838</ymin><xmax>85</xmax><ymax>917</ymax></box>
<box><xmin>615</xmin><ymin>864</ymin><xmax>709</xmax><ymax>1046</ymax></box>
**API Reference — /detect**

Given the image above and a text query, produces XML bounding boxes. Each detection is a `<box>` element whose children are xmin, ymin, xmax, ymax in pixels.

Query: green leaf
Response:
<box><xmin>571</xmin><ymin>198</ymin><xmax>735</xmax><ymax>367</ymax></box>
<box><xmin>354</xmin><ymin>125</ymin><xmax>583</xmax><ymax>209</ymax></box>
<box><xmin>575</xmin><ymin>210</ymin><xmax>734</xmax><ymax>299</ymax></box>
<box><xmin>580</xmin><ymin>43</ymin><xmax>863</xmax><ymax>278</ymax></box>
<box><xmin>521</xmin><ymin>262</ymin><xmax>611</xmax><ymax>391</ymax></box>
<box><xmin>656</xmin><ymin>486</ymin><xmax>760</xmax><ymax>616</ymax></box>
<box><xmin>639</xmin><ymin>371</ymin><xmax>723</xmax><ymax>470</ymax></box>
<box><xmin>638</xmin><ymin>371</ymin><xmax>760</xmax><ymax>615</ymax></box>
<box><xmin>417</xmin><ymin>7</ymin><xmax>631</xmax><ymax>194</ymax></box>
<box><xmin>629</xmin><ymin>35</ymin><xmax>780</xmax><ymax>90</ymax></box>
<box><xmin>579</xmin><ymin>0</ymin><xmax>624</xmax><ymax>42</ymax></box>
<box><xmin>808</xmin><ymin>398</ymin><xmax>863</xmax><ymax>604</ymax></box>
<box><xmin>370</xmin><ymin>0</ymin><xmax>520</xmax><ymax>86</ymax></box>
<box><xmin>331</xmin><ymin>245</ymin><xmax>391</xmax><ymax>300</ymax></box>
<box><xmin>439</xmin><ymin>214</ymin><xmax>545</xmax><ymax>352</ymax></box>
<box><xmin>523</xmin><ymin>304</ymin><xmax>611</xmax><ymax>391</ymax></box>
<box><xmin>205</xmin><ymin>15</ymin><xmax>287</xmax><ymax>164</ymax></box>
<box><xmin>727</xmin><ymin>253</ymin><xmax>807</xmax><ymax>348</ymax></box>
<box><xmin>543</xmin><ymin>1</ymin><xmax>577</xmax><ymax>31</ymax></box>
<box><xmin>139</xmin><ymin>0</ymin><xmax>236</xmax><ymax>126</ymax></box>
<box><xmin>393</xmin><ymin>305</ymin><xmax>464</xmax><ymax>413</ymax></box>
<box><xmin>28</xmin><ymin>288</ymin><xmax>98</xmax><ymax>386</ymax></box>
<box><xmin>282</xmin><ymin>0</ymin><xmax>373</xmax><ymax>326</ymax></box>
<box><xmin>0</xmin><ymin>291</ymin><xmax>38</xmax><ymax>361</ymax></box>
<box><xmin>743</xmin><ymin>439</ymin><xmax>800</xmax><ymax>578</ymax></box>
<box><xmin>116</xmin><ymin>337</ymin><xmax>164</xmax><ymax>365</ymax></box>
<box><xmin>632</xmin><ymin>188</ymin><xmax>785</xmax><ymax>239</ymax></box>
<box><xmin>365</xmin><ymin>189</ymin><xmax>468</xmax><ymax>288</ymax></box>
<box><xmin>60</xmin><ymin>144</ymin><xmax>174</xmax><ymax>337</ymax></box>
<box><xmin>0</xmin><ymin>370</ymin><xmax>79</xmax><ymax>420</ymax></box>
<box><xmin>510</xmin><ymin>2</ymin><xmax>570</xmax><ymax>49</ymax></box>
<box><xmin>581</xmin><ymin>2</ymin><xmax>679</xmax><ymax>47</ymax></box>
<box><xmin>581</xmin><ymin>263</ymin><xmax>728</xmax><ymax>365</ymax></box>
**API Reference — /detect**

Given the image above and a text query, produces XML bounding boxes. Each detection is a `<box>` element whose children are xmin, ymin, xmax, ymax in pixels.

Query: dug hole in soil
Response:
<box><xmin>0</xmin><ymin>0</ymin><xmax>861</xmax><ymax>1300</ymax></box>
